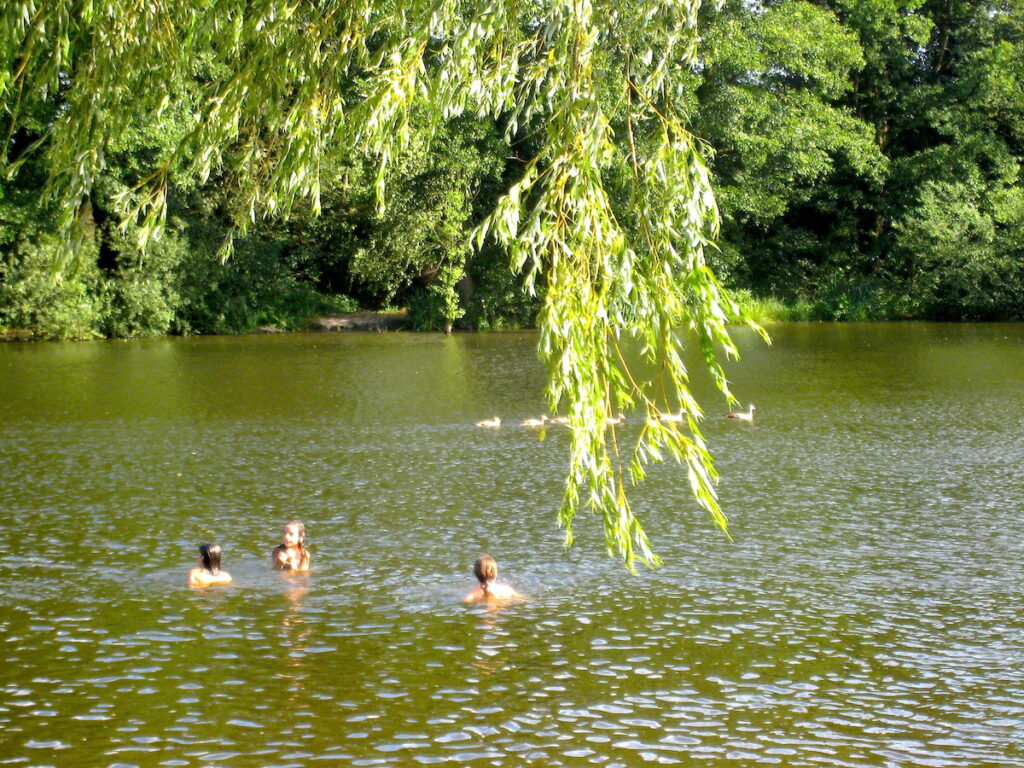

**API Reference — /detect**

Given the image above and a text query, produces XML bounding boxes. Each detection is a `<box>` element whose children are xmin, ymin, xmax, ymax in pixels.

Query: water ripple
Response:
<box><xmin>2</xmin><ymin>327</ymin><xmax>1024</xmax><ymax>765</ymax></box>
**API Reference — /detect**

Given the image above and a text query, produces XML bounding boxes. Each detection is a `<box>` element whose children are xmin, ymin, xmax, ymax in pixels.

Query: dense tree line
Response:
<box><xmin>2</xmin><ymin>0</ymin><xmax>1020</xmax><ymax>341</ymax></box>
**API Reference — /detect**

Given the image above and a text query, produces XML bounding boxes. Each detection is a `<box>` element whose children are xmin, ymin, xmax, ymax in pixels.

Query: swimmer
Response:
<box><xmin>463</xmin><ymin>556</ymin><xmax>523</xmax><ymax>602</ymax></box>
<box><xmin>188</xmin><ymin>543</ymin><xmax>232</xmax><ymax>588</ymax></box>
<box><xmin>272</xmin><ymin>520</ymin><xmax>311</xmax><ymax>571</ymax></box>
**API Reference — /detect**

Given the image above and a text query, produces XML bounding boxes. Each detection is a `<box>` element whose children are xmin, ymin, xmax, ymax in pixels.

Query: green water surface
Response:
<box><xmin>1</xmin><ymin>324</ymin><xmax>1022</xmax><ymax>767</ymax></box>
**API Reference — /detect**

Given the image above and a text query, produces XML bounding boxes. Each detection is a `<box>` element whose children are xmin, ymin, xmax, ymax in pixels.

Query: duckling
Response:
<box><xmin>606</xmin><ymin>413</ymin><xmax>626</xmax><ymax>426</ymax></box>
<box><xmin>656</xmin><ymin>411</ymin><xmax>685</xmax><ymax>423</ymax></box>
<box><xmin>726</xmin><ymin>404</ymin><xmax>755</xmax><ymax>422</ymax></box>
<box><xmin>521</xmin><ymin>415</ymin><xmax>548</xmax><ymax>427</ymax></box>
<box><xmin>475</xmin><ymin>416</ymin><xmax>502</xmax><ymax>428</ymax></box>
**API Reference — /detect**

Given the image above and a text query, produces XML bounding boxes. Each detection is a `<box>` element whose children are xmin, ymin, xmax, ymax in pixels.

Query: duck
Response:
<box><xmin>726</xmin><ymin>404</ymin><xmax>755</xmax><ymax>421</ymax></box>
<box><xmin>475</xmin><ymin>416</ymin><xmax>502</xmax><ymax>428</ymax></box>
<box><xmin>521</xmin><ymin>415</ymin><xmax>548</xmax><ymax>427</ymax></box>
<box><xmin>548</xmin><ymin>416</ymin><xmax>570</xmax><ymax>425</ymax></box>
<box><xmin>656</xmin><ymin>411</ymin><xmax>685</xmax><ymax>423</ymax></box>
<box><xmin>606</xmin><ymin>413</ymin><xmax>626</xmax><ymax>426</ymax></box>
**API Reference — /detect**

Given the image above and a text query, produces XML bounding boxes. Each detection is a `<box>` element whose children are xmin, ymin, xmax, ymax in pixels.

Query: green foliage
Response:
<box><xmin>0</xmin><ymin>236</ymin><xmax>102</xmax><ymax>340</ymax></box>
<box><xmin>463</xmin><ymin>246</ymin><xmax>542</xmax><ymax>330</ymax></box>
<box><xmin>693</xmin><ymin>0</ymin><xmax>884</xmax><ymax>229</ymax></box>
<box><xmin>893</xmin><ymin>180</ymin><xmax>1024</xmax><ymax>319</ymax></box>
<box><xmin>0</xmin><ymin>162</ymin><xmax>102</xmax><ymax>339</ymax></box>
<box><xmin>806</xmin><ymin>274</ymin><xmax>894</xmax><ymax>321</ymax></box>
<box><xmin>686</xmin><ymin>0</ymin><xmax>1024</xmax><ymax>321</ymax></box>
<box><xmin>94</xmin><ymin>221</ymin><xmax>185</xmax><ymax>338</ymax></box>
<box><xmin>406</xmin><ymin>262</ymin><xmax>466</xmax><ymax>331</ymax></box>
<box><xmin>174</xmin><ymin>218</ymin><xmax>349</xmax><ymax>334</ymax></box>
<box><xmin>345</xmin><ymin>116</ymin><xmax>506</xmax><ymax>308</ymax></box>
<box><xmin>867</xmin><ymin>0</ymin><xmax>1024</xmax><ymax>319</ymax></box>
<box><xmin>731</xmin><ymin>290</ymin><xmax>815</xmax><ymax>323</ymax></box>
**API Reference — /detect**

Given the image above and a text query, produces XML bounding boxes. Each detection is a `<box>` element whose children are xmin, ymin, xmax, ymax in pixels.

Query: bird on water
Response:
<box><xmin>726</xmin><ymin>404</ymin><xmax>756</xmax><ymax>421</ymax></box>
<box><xmin>656</xmin><ymin>411</ymin><xmax>685</xmax><ymax>423</ymax></box>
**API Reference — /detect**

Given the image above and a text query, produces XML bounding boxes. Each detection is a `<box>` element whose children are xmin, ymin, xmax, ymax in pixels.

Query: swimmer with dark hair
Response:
<box><xmin>463</xmin><ymin>556</ymin><xmax>523</xmax><ymax>602</ymax></box>
<box><xmin>188</xmin><ymin>543</ymin><xmax>232</xmax><ymax>588</ymax></box>
<box><xmin>272</xmin><ymin>520</ymin><xmax>311</xmax><ymax>571</ymax></box>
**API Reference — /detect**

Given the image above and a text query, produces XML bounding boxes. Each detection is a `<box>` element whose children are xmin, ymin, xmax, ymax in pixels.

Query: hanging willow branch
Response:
<box><xmin>1</xmin><ymin>0</ymin><xmax>766</xmax><ymax>568</ymax></box>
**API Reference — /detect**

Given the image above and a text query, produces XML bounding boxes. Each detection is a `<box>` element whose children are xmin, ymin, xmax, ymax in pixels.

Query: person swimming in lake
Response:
<box><xmin>188</xmin><ymin>543</ymin><xmax>232</xmax><ymax>588</ymax></box>
<box><xmin>463</xmin><ymin>556</ymin><xmax>523</xmax><ymax>602</ymax></box>
<box><xmin>272</xmin><ymin>520</ymin><xmax>311</xmax><ymax>571</ymax></box>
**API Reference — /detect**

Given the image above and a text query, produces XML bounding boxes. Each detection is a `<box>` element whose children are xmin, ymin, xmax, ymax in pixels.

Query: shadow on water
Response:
<box><xmin>1</xmin><ymin>325</ymin><xmax>1023</xmax><ymax>766</ymax></box>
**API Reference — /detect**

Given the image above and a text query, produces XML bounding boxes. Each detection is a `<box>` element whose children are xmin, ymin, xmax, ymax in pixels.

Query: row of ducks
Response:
<box><xmin>475</xmin><ymin>404</ymin><xmax>755</xmax><ymax>429</ymax></box>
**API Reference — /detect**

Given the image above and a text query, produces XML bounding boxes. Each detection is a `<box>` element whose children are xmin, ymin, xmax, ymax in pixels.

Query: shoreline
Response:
<box><xmin>303</xmin><ymin>310</ymin><xmax>409</xmax><ymax>333</ymax></box>
<box><xmin>1</xmin><ymin>311</ymin><xmax>412</xmax><ymax>342</ymax></box>
<box><xmin>6</xmin><ymin>314</ymin><xmax>1019</xmax><ymax>343</ymax></box>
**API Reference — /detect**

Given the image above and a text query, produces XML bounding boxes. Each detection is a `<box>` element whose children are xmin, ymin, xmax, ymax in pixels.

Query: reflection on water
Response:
<box><xmin>1</xmin><ymin>325</ymin><xmax>1023</xmax><ymax>766</ymax></box>
<box><xmin>277</xmin><ymin>577</ymin><xmax>311</xmax><ymax>708</ymax></box>
<box><xmin>469</xmin><ymin>604</ymin><xmax>517</xmax><ymax>676</ymax></box>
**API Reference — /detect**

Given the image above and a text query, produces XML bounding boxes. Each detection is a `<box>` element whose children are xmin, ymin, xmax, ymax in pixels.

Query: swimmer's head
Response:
<box><xmin>473</xmin><ymin>556</ymin><xmax>498</xmax><ymax>584</ymax></box>
<box><xmin>199</xmin><ymin>543</ymin><xmax>222</xmax><ymax>575</ymax></box>
<box><xmin>282</xmin><ymin>521</ymin><xmax>305</xmax><ymax>549</ymax></box>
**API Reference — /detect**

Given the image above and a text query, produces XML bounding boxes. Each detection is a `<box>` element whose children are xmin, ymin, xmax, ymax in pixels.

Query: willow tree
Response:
<box><xmin>2</xmin><ymin>0</ymin><xmax>763</xmax><ymax>567</ymax></box>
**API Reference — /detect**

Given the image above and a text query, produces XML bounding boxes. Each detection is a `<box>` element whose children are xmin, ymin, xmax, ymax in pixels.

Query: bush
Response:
<box><xmin>731</xmin><ymin>290</ymin><xmax>814</xmax><ymax>322</ymax></box>
<box><xmin>893</xmin><ymin>180</ymin><xmax>1024</xmax><ymax>320</ymax></box>
<box><xmin>97</xmin><ymin>222</ymin><xmax>188</xmax><ymax>338</ymax></box>
<box><xmin>0</xmin><ymin>234</ymin><xmax>103</xmax><ymax>340</ymax></box>
<box><xmin>174</xmin><ymin>221</ymin><xmax>358</xmax><ymax>334</ymax></box>
<box><xmin>462</xmin><ymin>247</ymin><xmax>541</xmax><ymax>330</ymax></box>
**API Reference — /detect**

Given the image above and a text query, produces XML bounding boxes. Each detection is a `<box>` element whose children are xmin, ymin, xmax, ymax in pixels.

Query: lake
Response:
<box><xmin>1</xmin><ymin>323</ymin><xmax>1022</xmax><ymax>767</ymax></box>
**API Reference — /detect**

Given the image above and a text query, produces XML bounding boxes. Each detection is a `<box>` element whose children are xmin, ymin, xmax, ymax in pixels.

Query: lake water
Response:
<box><xmin>1</xmin><ymin>324</ymin><xmax>1022</xmax><ymax>767</ymax></box>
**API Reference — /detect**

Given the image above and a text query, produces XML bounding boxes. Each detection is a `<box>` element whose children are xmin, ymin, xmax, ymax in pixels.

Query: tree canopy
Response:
<box><xmin>2</xmin><ymin>0</ymin><xmax>759</xmax><ymax>567</ymax></box>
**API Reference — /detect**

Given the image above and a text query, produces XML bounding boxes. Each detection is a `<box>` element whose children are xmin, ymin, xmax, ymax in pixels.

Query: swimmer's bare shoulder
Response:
<box><xmin>188</xmin><ymin>569</ymin><xmax>233</xmax><ymax>588</ymax></box>
<box><xmin>463</xmin><ymin>582</ymin><xmax>524</xmax><ymax>603</ymax></box>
